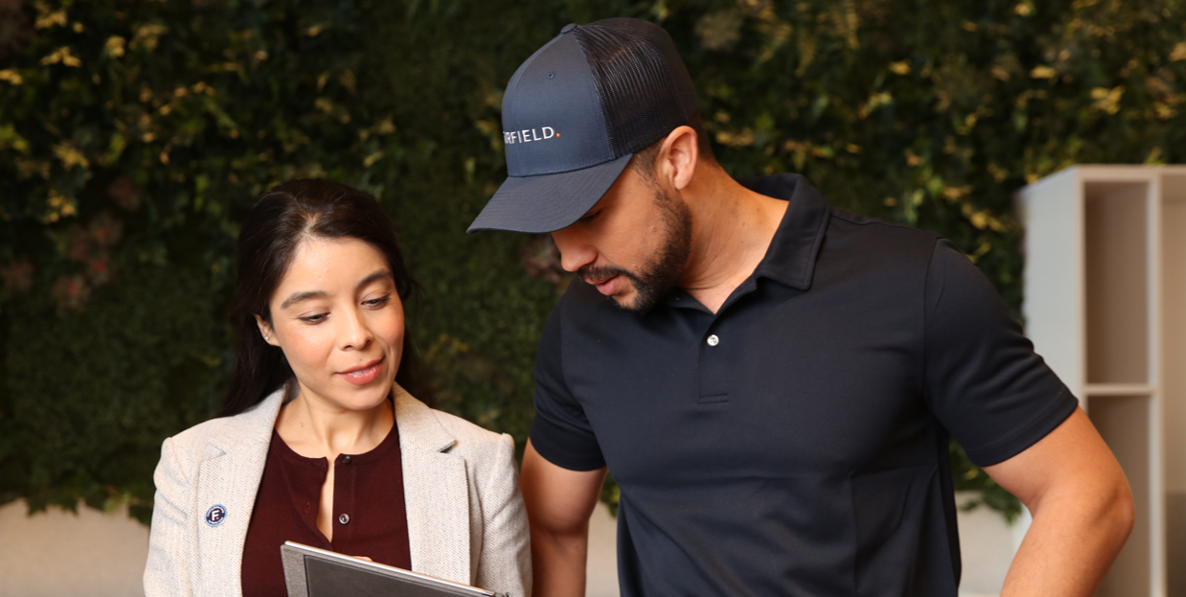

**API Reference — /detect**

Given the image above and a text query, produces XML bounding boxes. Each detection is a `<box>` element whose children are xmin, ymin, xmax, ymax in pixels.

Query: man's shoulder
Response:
<box><xmin>827</xmin><ymin>205</ymin><xmax>941</xmax><ymax>246</ymax></box>
<box><xmin>747</xmin><ymin>172</ymin><xmax>942</xmax><ymax>266</ymax></box>
<box><xmin>816</xmin><ymin>204</ymin><xmax>945</xmax><ymax>278</ymax></box>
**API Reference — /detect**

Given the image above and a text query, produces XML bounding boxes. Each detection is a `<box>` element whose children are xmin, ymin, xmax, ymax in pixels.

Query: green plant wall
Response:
<box><xmin>2</xmin><ymin>0</ymin><xmax>1184</xmax><ymax>524</ymax></box>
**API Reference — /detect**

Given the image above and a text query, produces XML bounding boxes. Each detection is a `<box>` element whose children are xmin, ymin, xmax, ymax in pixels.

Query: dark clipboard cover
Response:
<box><xmin>281</xmin><ymin>541</ymin><xmax>508</xmax><ymax>597</ymax></box>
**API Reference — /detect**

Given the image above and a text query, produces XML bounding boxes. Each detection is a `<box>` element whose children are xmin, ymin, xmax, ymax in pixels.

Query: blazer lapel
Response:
<box><xmin>395</xmin><ymin>387</ymin><xmax>472</xmax><ymax>584</ymax></box>
<box><xmin>194</xmin><ymin>392</ymin><xmax>282</xmax><ymax>596</ymax></box>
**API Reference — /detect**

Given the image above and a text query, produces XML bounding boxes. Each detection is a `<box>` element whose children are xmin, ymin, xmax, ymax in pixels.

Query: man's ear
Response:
<box><xmin>254</xmin><ymin>314</ymin><xmax>279</xmax><ymax>347</ymax></box>
<box><xmin>656</xmin><ymin>125</ymin><xmax>700</xmax><ymax>192</ymax></box>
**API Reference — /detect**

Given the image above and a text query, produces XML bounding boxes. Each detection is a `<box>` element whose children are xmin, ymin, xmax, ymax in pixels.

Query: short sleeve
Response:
<box><xmin>923</xmin><ymin>239</ymin><xmax>1079</xmax><ymax>466</ymax></box>
<box><xmin>528</xmin><ymin>303</ymin><xmax>606</xmax><ymax>471</ymax></box>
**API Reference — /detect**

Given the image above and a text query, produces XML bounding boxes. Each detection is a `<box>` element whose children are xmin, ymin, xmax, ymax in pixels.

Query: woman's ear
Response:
<box><xmin>254</xmin><ymin>314</ymin><xmax>279</xmax><ymax>347</ymax></box>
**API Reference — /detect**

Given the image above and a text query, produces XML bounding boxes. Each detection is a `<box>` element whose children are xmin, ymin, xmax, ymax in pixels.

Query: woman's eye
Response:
<box><xmin>299</xmin><ymin>313</ymin><xmax>327</xmax><ymax>323</ymax></box>
<box><xmin>579</xmin><ymin>210</ymin><xmax>601</xmax><ymax>224</ymax></box>
<box><xmin>364</xmin><ymin>296</ymin><xmax>391</xmax><ymax>308</ymax></box>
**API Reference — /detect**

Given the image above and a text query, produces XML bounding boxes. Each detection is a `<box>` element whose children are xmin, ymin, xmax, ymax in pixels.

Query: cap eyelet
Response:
<box><xmin>547</xmin><ymin>72</ymin><xmax>555</xmax><ymax>80</ymax></box>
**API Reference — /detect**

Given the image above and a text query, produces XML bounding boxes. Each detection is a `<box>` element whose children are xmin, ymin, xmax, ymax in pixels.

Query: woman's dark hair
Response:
<box><xmin>217</xmin><ymin>179</ymin><xmax>432</xmax><ymax>418</ymax></box>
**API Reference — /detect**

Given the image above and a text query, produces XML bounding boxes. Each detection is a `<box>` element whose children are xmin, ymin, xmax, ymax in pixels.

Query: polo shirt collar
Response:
<box><xmin>659</xmin><ymin>173</ymin><xmax>829</xmax><ymax>311</ymax></box>
<box><xmin>742</xmin><ymin>173</ymin><xmax>830</xmax><ymax>291</ymax></box>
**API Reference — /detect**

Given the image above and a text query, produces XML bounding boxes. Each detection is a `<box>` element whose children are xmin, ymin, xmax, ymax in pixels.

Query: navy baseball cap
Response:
<box><xmin>467</xmin><ymin>18</ymin><xmax>699</xmax><ymax>234</ymax></box>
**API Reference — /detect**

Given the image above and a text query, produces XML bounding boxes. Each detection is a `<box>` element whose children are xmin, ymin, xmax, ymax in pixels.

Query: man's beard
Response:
<box><xmin>579</xmin><ymin>187</ymin><xmax>692</xmax><ymax>314</ymax></box>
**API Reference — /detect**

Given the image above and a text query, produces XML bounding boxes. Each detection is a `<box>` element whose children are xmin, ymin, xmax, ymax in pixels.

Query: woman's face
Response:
<box><xmin>257</xmin><ymin>236</ymin><xmax>404</xmax><ymax>413</ymax></box>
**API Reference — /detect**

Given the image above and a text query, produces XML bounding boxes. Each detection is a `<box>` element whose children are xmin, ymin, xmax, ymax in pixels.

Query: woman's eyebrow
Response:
<box><xmin>355</xmin><ymin>269</ymin><xmax>394</xmax><ymax>291</ymax></box>
<box><xmin>280</xmin><ymin>290</ymin><xmax>328</xmax><ymax>309</ymax></box>
<box><xmin>279</xmin><ymin>270</ymin><xmax>392</xmax><ymax>309</ymax></box>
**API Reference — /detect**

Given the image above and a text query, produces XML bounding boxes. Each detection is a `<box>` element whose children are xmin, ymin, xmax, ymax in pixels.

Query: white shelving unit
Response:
<box><xmin>1017</xmin><ymin>165</ymin><xmax>1186</xmax><ymax>597</ymax></box>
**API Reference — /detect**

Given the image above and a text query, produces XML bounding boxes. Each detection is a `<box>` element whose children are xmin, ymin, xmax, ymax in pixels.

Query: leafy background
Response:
<box><xmin>2</xmin><ymin>0</ymin><xmax>1183</xmax><ymax>524</ymax></box>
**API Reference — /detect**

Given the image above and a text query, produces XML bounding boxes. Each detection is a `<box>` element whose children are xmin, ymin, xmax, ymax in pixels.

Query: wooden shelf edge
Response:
<box><xmin>1083</xmin><ymin>383</ymin><xmax>1156</xmax><ymax>397</ymax></box>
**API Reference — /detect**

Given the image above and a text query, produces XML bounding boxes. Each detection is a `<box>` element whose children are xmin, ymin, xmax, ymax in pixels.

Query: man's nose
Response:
<box><xmin>551</xmin><ymin>227</ymin><xmax>595</xmax><ymax>273</ymax></box>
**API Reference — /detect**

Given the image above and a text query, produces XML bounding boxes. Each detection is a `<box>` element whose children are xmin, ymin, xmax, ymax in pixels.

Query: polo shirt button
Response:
<box><xmin>339</xmin><ymin>513</ymin><xmax>350</xmax><ymax>525</ymax></box>
<box><xmin>342</xmin><ymin>455</ymin><xmax>352</xmax><ymax>464</ymax></box>
<box><xmin>706</xmin><ymin>334</ymin><xmax>720</xmax><ymax>346</ymax></box>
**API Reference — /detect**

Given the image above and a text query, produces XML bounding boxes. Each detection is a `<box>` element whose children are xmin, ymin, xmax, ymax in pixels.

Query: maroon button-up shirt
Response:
<box><xmin>241</xmin><ymin>421</ymin><xmax>411</xmax><ymax>597</ymax></box>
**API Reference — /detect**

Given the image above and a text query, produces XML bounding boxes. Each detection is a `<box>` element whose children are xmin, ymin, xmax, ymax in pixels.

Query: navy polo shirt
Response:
<box><xmin>529</xmin><ymin>173</ymin><xmax>1078</xmax><ymax>596</ymax></box>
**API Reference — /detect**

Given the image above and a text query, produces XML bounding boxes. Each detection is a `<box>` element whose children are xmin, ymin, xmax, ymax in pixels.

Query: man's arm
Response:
<box><xmin>985</xmin><ymin>407</ymin><xmax>1134</xmax><ymax>596</ymax></box>
<box><xmin>520</xmin><ymin>439</ymin><xmax>608</xmax><ymax>597</ymax></box>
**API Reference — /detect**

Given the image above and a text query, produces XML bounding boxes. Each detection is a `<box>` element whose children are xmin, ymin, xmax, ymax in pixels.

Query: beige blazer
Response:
<box><xmin>143</xmin><ymin>386</ymin><xmax>531</xmax><ymax>597</ymax></box>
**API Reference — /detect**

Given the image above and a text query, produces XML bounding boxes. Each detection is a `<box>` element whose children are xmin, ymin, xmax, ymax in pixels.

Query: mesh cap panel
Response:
<box><xmin>572</xmin><ymin>18</ymin><xmax>700</xmax><ymax>157</ymax></box>
<box><xmin>467</xmin><ymin>18</ymin><xmax>701</xmax><ymax>234</ymax></box>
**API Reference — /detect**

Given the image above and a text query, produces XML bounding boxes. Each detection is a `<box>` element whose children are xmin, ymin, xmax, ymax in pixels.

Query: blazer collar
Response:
<box><xmin>394</xmin><ymin>385</ymin><xmax>473</xmax><ymax>584</ymax></box>
<box><xmin>393</xmin><ymin>384</ymin><xmax>457</xmax><ymax>454</ymax></box>
<box><xmin>205</xmin><ymin>388</ymin><xmax>286</xmax><ymax>454</ymax></box>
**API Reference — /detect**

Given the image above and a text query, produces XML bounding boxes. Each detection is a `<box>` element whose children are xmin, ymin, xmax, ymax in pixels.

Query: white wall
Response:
<box><xmin>0</xmin><ymin>500</ymin><xmax>148</xmax><ymax>597</ymax></box>
<box><xmin>585</xmin><ymin>502</ymin><xmax>620</xmax><ymax>597</ymax></box>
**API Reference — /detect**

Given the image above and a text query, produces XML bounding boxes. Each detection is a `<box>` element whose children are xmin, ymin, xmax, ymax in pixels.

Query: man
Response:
<box><xmin>468</xmin><ymin>17</ymin><xmax>1133</xmax><ymax>597</ymax></box>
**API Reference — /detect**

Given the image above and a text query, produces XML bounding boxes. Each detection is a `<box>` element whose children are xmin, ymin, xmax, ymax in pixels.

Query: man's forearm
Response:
<box><xmin>1000</xmin><ymin>483</ymin><xmax>1134</xmax><ymax>596</ymax></box>
<box><xmin>983</xmin><ymin>409</ymin><xmax>1135</xmax><ymax>596</ymax></box>
<box><xmin>519</xmin><ymin>442</ymin><xmax>606</xmax><ymax>597</ymax></box>
<box><xmin>529</xmin><ymin>525</ymin><xmax>590</xmax><ymax>597</ymax></box>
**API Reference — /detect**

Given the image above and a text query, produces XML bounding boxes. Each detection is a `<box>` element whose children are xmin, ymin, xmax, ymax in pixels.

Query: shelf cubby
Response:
<box><xmin>1090</xmin><ymin>395</ymin><xmax>1152</xmax><ymax>597</ymax></box>
<box><xmin>1017</xmin><ymin>165</ymin><xmax>1186</xmax><ymax>597</ymax></box>
<box><xmin>1083</xmin><ymin>181</ymin><xmax>1150</xmax><ymax>386</ymax></box>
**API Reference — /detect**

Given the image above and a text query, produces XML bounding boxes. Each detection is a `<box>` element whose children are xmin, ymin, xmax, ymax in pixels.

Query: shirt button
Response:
<box><xmin>342</xmin><ymin>455</ymin><xmax>352</xmax><ymax>464</ymax></box>
<box><xmin>339</xmin><ymin>513</ymin><xmax>350</xmax><ymax>525</ymax></box>
<box><xmin>706</xmin><ymin>334</ymin><xmax>720</xmax><ymax>347</ymax></box>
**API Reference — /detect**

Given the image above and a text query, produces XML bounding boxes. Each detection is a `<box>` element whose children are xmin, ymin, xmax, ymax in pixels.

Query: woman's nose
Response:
<box><xmin>337</xmin><ymin>307</ymin><xmax>372</xmax><ymax>350</ymax></box>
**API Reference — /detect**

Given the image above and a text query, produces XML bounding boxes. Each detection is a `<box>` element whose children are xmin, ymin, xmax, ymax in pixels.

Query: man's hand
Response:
<box><xmin>519</xmin><ymin>440</ymin><xmax>607</xmax><ymax>597</ymax></box>
<box><xmin>985</xmin><ymin>407</ymin><xmax>1134</xmax><ymax>596</ymax></box>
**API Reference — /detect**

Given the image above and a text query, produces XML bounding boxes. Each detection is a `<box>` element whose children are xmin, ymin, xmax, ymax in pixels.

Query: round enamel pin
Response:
<box><xmin>205</xmin><ymin>504</ymin><xmax>227</xmax><ymax>527</ymax></box>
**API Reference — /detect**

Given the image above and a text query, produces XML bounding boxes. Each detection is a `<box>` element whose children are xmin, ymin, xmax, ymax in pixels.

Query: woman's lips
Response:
<box><xmin>339</xmin><ymin>359</ymin><xmax>382</xmax><ymax>386</ymax></box>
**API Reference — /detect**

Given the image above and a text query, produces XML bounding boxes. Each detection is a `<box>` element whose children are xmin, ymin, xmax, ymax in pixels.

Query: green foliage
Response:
<box><xmin>0</xmin><ymin>261</ymin><xmax>223</xmax><ymax>522</ymax></box>
<box><xmin>2</xmin><ymin>0</ymin><xmax>1184</xmax><ymax>524</ymax></box>
<box><xmin>0</xmin><ymin>0</ymin><xmax>566</xmax><ymax>523</ymax></box>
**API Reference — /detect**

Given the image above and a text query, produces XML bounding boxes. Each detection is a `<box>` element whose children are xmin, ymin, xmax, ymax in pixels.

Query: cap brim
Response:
<box><xmin>467</xmin><ymin>153</ymin><xmax>634</xmax><ymax>234</ymax></box>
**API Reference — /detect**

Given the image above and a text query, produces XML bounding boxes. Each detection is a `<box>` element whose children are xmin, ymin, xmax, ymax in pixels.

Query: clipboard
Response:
<box><xmin>281</xmin><ymin>541</ymin><xmax>508</xmax><ymax>597</ymax></box>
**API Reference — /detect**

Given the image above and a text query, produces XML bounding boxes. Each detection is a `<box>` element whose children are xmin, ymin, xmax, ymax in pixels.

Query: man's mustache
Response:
<box><xmin>579</xmin><ymin>265</ymin><xmax>634</xmax><ymax>286</ymax></box>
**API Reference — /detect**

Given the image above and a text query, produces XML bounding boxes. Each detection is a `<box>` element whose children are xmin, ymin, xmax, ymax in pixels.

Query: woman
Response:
<box><xmin>143</xmin><ymin>180</ymin><xmax>530</xmax><ymax>597</ymax></box>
